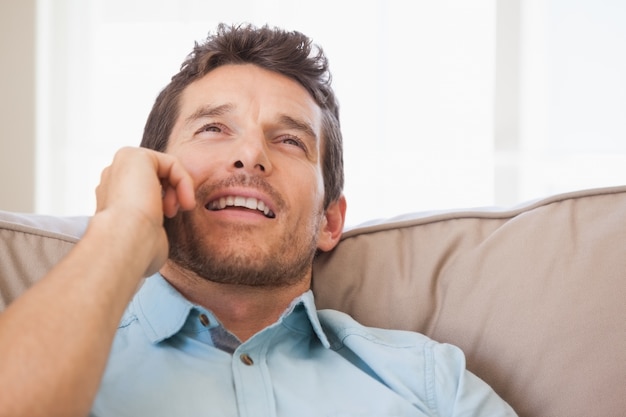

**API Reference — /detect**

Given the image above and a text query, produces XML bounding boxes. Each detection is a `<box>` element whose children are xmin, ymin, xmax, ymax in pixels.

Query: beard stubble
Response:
<box><xmin>163</xmin><ymin>174</ymin><xmax>323</xmax><ymax>288</ymax></box>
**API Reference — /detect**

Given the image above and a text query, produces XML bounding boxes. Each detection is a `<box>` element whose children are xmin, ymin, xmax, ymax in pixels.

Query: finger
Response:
<box><xmin>95</xmin><ymin>165</ymin><xmax>112</xmax><ymax>214</ymax></box>
<box><xmin>161</xmin><ymin>185</ymin><xmax>180</xmax><ymax>219</ymax></box>
<box><xmin>150</xmin><ymin>152</ymin><xmax>196</xmax><ymax>211</ymax></box>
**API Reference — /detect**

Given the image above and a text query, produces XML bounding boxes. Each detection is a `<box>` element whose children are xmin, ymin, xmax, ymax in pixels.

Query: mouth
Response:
<box><xmin>206</xmin><ymin>195</ymin><xmax>276</xmax><ymax>219</ymax></box>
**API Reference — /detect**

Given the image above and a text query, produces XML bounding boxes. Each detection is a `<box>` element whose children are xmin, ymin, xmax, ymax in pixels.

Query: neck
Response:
<box><xmin>159</xmin><ymin>261</ymin><xmax>311</xmax><ymax>342</ymax></box>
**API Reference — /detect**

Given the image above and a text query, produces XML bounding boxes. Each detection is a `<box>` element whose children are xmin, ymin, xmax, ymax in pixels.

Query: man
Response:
<box><xmin>0</xmin><ymin>24</ymin><xmax>516</xmax><ymax>416</ymax></box>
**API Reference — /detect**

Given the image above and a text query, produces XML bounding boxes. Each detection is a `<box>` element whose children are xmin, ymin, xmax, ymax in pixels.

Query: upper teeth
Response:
<box><xmin>208</xmin><ymin>196</ymin><xmax>275</xmax><ymax>218</ymax></box>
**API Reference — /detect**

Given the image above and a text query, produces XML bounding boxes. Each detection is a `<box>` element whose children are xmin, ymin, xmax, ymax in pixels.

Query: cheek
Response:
<box><xmin>308</xmin><ymin>162</ymin><xmax>326</xmax><ymax>196</ymax></box>
<box><xmin>287</xmin><ymin>163</ymin><xmax>325</xmax><ymax>207</ymax></box>
<box><xmin>171</xmin><ymin>148</ymin><xmax>225</xmax><ymax>185</ymax></box>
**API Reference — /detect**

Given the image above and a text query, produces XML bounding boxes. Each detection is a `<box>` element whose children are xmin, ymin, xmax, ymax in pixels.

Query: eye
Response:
<box><xmin>281</xmin><ymin>136</ymin><xmax>306</xmax><ymax>150</ymax></box>
<box><xmin>197</xmin><ymin>123</ymin><xmax>224</xmax><ymax>133</ymax></box>
<box><xmin>194</xmin><ymin>122</ymin><xmax>231</xmax><ymax>137</ymax></box>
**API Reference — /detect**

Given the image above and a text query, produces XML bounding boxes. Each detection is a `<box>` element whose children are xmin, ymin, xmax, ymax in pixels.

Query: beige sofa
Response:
<box><xmin>1</xmin><ymin>185</ymin><xmax>625</xmax><ymax>416</ymax></box>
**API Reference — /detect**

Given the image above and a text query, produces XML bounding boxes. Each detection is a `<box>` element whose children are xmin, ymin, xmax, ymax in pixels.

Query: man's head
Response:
<box><xmin>141</xmin><ymin>23</ymin><xmax>343</xmax><ymax>209</ymax></box>
<box><xmin>145</xmin><ymin>24</ymin><xmax>346</xmax><ymax>288</ymax></box>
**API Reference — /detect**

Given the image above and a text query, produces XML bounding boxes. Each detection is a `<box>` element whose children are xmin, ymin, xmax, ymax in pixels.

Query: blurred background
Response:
<box><xmin>2</xmin><ymin>0</ymin><xmax>625</xmax><ymax>227</ymax></box>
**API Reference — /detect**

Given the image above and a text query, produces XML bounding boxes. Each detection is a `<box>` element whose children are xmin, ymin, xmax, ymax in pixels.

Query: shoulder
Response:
<box><xmin>317</xmin><ymin>309</ymin><xmax>517</xmax><ymax>416</ymax></box>
<box><xmin>316</xmin><ymin>309</ymin><xmax>469</xmax><ymax>373</ymax></box>
<box><xmin>318</xmin><ymin>309</ymin><xmax>440</xmax><ymax>347</ymax></box>
<box><xmin>317</xmin><ymin>309</ymin><xmax>464</xmax><ymax>410</ymax></box>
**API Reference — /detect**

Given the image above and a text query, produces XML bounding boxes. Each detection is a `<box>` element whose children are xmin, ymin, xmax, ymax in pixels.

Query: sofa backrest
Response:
<box><xmin>313</xmin><ymin>185</ymin><xmax>626</xmax><ymax>417</ymax></box>
<box><xmin>0</xmin><ymin>212</ymin><xmax>88</xmax><ymax>311</ymax></box>
<box><xmin>2</xmin><ymin>186</ymin><xmax>626</xmax><ymax>416</ymax></box>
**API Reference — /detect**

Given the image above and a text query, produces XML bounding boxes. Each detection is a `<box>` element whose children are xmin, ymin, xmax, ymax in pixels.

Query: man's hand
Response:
<box><xmin>0</xmin><ymin>147</ymin><xmax>196</xmax><ymax>417</ymax></box>
<box><xmin>94</xmin><ymin>147</ymin><xmax>196</xmax><ymax>276</ymax></box>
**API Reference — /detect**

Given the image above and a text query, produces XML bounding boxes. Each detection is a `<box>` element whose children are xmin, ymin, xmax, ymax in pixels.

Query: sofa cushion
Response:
<box><xmin>313</xmin><ymin>185</ymin><xmax>626</xmax><ymax>417</ymax></box>
<box><xmin>0</xmin><ymin>212</ymin><xmax>87</xmax><ymax>311</ymax></box>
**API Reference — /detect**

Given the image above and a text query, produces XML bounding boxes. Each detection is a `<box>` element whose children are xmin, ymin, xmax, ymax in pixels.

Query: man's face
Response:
<box><xmin>163</xmin><ymin>64</ymin><xmax>341</xmax><ymax>287</ymax></box>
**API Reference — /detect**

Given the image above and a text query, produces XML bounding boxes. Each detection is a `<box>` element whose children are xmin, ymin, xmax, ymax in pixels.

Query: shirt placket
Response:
<box><xmin>232</xmin><ymin>336</ymin><xmax>277</xmax><ymax>417</ymax></box>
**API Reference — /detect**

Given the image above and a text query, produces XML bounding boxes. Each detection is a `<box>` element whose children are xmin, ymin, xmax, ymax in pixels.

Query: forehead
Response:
<box><xmin>176</xmin><ymin>64</ymin><xmax>322</xmax><ymax>129</ymax></box>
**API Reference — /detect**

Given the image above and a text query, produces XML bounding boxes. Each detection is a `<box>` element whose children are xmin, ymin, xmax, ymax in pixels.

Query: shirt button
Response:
<box><xmin>239</xmin><ymin>353</ymin><xmax>254</xmax><ymax>366</ymax></box>
<box><xmin>198</xmin><ymin>314</ymin><xmax>210</xmax><ymax>327</ymax></box>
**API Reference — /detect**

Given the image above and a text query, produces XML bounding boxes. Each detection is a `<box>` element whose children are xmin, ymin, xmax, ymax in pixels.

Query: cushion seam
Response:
<box><xmin>0</xmin><ymin>224</ymin><xmax>80</xmax><ymax>245</ymax></box>
<box><xmin>340</xmin><ymin>186</ymin><xmax>626</xmax><ymax>241</ymax></box>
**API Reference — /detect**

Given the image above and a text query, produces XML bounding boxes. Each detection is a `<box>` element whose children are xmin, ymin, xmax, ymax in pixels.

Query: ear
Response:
<box><xmin>316</xmin><ymin>195</ymin><xmax>347</xmax><ymax>252</ymax></box>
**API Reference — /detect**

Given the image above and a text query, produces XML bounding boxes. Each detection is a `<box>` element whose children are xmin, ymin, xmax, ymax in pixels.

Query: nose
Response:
<box><xmin>230</xmin><ymin>135</ymin><xmax>272</xmax><ymax>174</ymax></box>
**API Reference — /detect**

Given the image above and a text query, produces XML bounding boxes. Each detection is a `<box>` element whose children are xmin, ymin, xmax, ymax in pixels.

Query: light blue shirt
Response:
<box><xmin>92</xmin><ymin>274</ymin><xmax>516</xmax><ymax>416</ymax></box>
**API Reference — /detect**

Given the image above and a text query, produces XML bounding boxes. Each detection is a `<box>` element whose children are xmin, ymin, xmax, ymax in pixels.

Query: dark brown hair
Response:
<box><xmin>140</xmin><ymin>23</ymin><xmax>343</xmax><ymax>207</ymax></box>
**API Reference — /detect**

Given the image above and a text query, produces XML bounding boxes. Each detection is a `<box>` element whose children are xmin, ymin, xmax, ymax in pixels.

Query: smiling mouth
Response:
<box><xmin>206</xmin><ymin>196</ymin><xmax>276</xmax><ymax>219</ymax></box>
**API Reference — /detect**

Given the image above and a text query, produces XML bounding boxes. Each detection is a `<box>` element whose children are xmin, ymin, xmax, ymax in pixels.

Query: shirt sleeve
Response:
<box><xmin>429</xmin><ymin>342</ymin><xmax>518</xmax><ymax>416</ymax></box>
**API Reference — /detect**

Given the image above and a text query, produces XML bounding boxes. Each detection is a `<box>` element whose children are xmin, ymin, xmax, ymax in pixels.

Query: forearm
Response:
<box><xmin>0</xmin><ymin>147</ymin><xmax>195</xmax><ymax>417</ymax></box>
<box><xmin>0</xmin><ymin>212</ymin><xmax>157</xmax><ymax>417</ymax></box>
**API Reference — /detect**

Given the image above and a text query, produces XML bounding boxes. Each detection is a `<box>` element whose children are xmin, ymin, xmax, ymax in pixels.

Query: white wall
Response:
<box><xmin>517</xmin><ymin>0</ymin><xmax>626</xmax><ymax>201</ymax></box>
<box><xmin>0</xmin><ymin>1</ymin><xmax>36</xmax><ymax>212</ymax></box>
<box><xmin>2</xmin><ymin>0</ymin><xmax>625</xmax><ymax>226</ymax></box>
<box><xmin>35</xmin><ymin>0</ymin><xmax>497</xmax><ymax>227</ymax></box>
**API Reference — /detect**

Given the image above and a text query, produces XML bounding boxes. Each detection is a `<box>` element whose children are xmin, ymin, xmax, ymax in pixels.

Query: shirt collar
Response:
<box><xmin>133</xmin><ymin>273</ymin><xmax>195</xmax><ymax>343</ymax></box>
<box><xmin>132</xmin><ymin>273</ymin><xmax>331</xmax><ymax>348</ymax></box>
<box><xmin>279</xmin><ymin>289</ymin><xmax>331</xmax><ymax>349</ymax></box>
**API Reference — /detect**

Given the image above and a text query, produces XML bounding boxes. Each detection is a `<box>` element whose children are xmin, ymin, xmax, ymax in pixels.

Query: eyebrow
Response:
<box><xmin>184</xmin><ymin>103</ymin><xmax>234</xmax><ymax>126</ymax></box>
<box><xmin>278</xmin><ymin>114</ymin><xmax>318</xmax><ymax>141</ymax></box>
